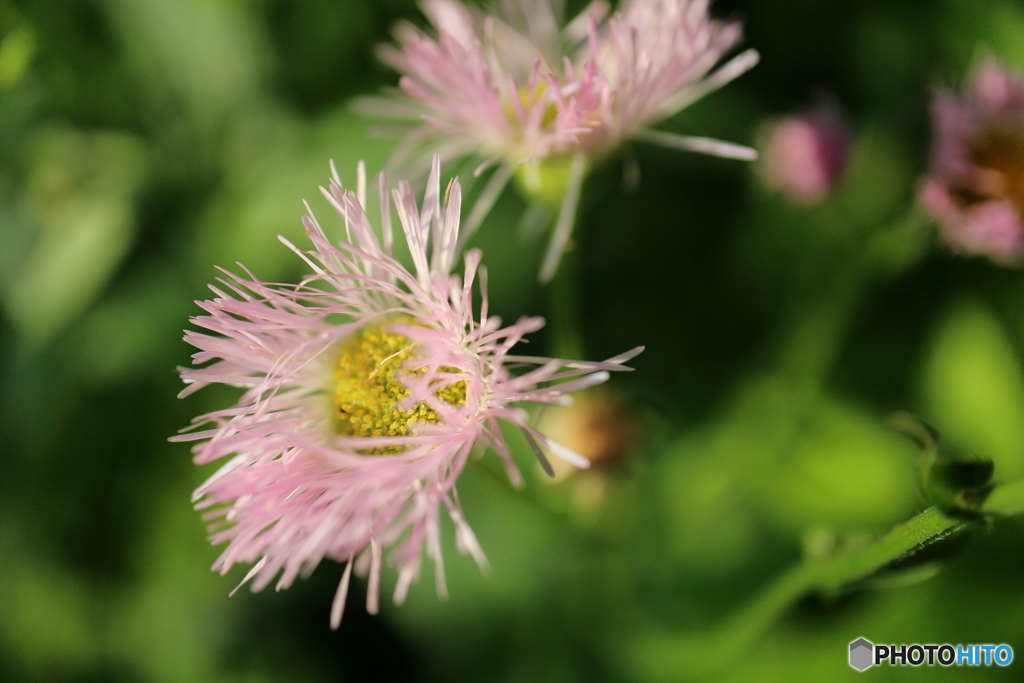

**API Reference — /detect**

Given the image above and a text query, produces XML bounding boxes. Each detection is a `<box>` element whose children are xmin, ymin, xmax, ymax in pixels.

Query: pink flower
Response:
<box><xmin>172</xmin><ymin>157</ymin><xmax>640</xmax><ymax>628</ymax></box>
<box><xmin>366</xmin><ymin>0</ymin><xmax>759</xmax><ymax>281</ymax></box>
<box><xmin>919</xmin><ymin>60</ymin><xmax>1024</xmax><ymax>265</ymax></box>
<box><xmin>759</xmin><ymin>103</ymin><xmax>850</xmax><ymax>205</ymax></box>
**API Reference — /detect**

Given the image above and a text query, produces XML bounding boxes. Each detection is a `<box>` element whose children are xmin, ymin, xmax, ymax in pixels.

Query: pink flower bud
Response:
<box><xmin>760</xmin><ymin>104</ymin><xmax>851</xmax><ymax>204</ymax></box>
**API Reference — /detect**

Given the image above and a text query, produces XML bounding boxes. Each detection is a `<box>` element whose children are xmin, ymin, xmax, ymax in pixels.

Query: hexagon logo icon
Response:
<box><xmin>849</xmin><ymin>637</ymin><xmax>874</xmax><ymax>671</ymax></box>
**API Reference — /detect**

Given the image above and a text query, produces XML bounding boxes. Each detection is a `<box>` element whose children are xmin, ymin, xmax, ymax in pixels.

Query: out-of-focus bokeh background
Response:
<box><xmin>3</xmin><ymin>0</ymin><xmax>1024</xmax><ymax>681</ymax></box>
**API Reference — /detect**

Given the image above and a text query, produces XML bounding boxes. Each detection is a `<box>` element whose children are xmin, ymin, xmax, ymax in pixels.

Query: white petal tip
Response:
<box><xmin>547</xmin><ymin>439</ymin><xmax>591</xmax><ymax>469</ymax></box>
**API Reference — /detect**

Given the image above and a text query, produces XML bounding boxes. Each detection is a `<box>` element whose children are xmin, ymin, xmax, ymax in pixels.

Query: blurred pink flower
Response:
<box><xmin>920</xmin><ymin>60</ymin><xmax>1024</xmax><ymax>265</ymax></box>
<box><xmin>173</xmin><ymin>157</ymin><xmax>641</xmax><ymax>627</ymax></box>
<box><xmin>760</xmin><ymin>103</ymin><xmax>850</xmax><ymax>204</ymax></box>
<box><xmin>366</xmin><ymin>0</ymin><xmax>759</xmax><ymax>280</ymax></box>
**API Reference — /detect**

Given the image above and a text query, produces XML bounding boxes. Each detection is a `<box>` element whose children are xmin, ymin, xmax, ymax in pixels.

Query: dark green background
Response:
<box><xmin>2</xmin><ymin>0</ymin><xmax>1024</xmax><ymax>681</ymax></box>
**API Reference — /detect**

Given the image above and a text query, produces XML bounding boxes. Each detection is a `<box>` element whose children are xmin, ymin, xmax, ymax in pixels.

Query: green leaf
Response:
<box><xmin>923</xmin><ymin>299</ymin><xmax>1024</xmax><ymax>480</ymax></box>
<box><xmin>2</xmin><ymin>127</ymin><xmax>147</xmax><ymax>346</ymax></box>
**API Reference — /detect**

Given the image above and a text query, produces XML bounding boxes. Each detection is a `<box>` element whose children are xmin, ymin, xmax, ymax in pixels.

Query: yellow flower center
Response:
<box><xmin>332</xmin><ymin>319</ymin><xmax>467</xmax><ymax>455</ymax></box>
<box><xmin>503</xmin><ymin>82</ymin><xmax>561</xmax><ymax>132</ymax></box>
<box><xmin>955</xmin><ymin>129</ymin><xmax>1024</xmax><ymax>214</ymax></box>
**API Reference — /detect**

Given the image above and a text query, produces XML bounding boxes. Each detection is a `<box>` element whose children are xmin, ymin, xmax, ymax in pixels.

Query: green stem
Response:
<box><xmin>777</xmin><ymin>265</ymin><xmax>863</xmax><ymax>386</ymax></box>
<box><xmin>630</xmin><ymin>477</ymin><xmax>1024</xmax><ymax>677</ymax></box>
<box><xmin>776</xmin><ymin>213</ymin><xmax>928</xmax><ymax>389</ymax></box>
<box><xmin>548</xmin><ymin>247</ymin><xmax>584</xmax><ymax>361</ymax></box>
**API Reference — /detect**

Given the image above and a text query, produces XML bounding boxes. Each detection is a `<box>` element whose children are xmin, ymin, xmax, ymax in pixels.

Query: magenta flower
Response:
<box><xmin>172</xmin><ymin>157</ymin><xmax>640</xmax><ymax>627</ymax></box>
<box><xmin>367</xmin><ymin>0</ymin><xmax>759</xmax><ymax>281</ymax></box>
<box><xmin>920</xmin><ymin>60</ymin><xmax>1024</xmax><ymax>265</ymax></box>
<box><xmin>759</xmin><ymin>103</ymin><xmax>850</xmax><ymax>205</ymax></box>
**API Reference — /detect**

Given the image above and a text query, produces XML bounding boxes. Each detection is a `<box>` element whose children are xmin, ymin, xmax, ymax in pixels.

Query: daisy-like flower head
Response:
<box><xmin>172</xmin><ymin>157</ymin><xmax>641</xmax><ymax>628</ymax></box>
<box><xmin>920</xmin><ymin>60</ymin><xmax>1024</xmax><ymax>265</ymax></box>
<box><xmin>368</xmin><ymin>0</ymin><xmax>759</xmax><ymax>281</ymax></box>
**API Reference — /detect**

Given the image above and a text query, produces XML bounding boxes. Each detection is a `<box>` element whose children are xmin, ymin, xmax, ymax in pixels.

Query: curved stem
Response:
<box><xmin>629</xmin><ymin>477</ymin><xmax>1024</xmax><ymax>677</ymax></box>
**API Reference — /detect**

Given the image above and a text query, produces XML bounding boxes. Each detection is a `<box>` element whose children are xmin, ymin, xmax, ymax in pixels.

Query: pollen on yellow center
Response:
<box><xmin>503</xmin><ymin>82</ymin><xmax>560</xmax><ymax>130</ymax></box>
<box><xmin>965</xmin><ymin>130</ymin><xmax>1024</xmax><ymax>214</ymax></box>
<box><xmin>332</xmin><ymin>319</ymin><xmax>467</xmax><ymax>455</ymax></box>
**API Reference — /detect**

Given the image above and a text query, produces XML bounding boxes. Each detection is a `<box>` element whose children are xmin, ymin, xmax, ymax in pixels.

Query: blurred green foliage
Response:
<box><xmin>2</xmin><ymin>0</ymin><xmax>1024</xmax><ymax>682</ymax></box>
